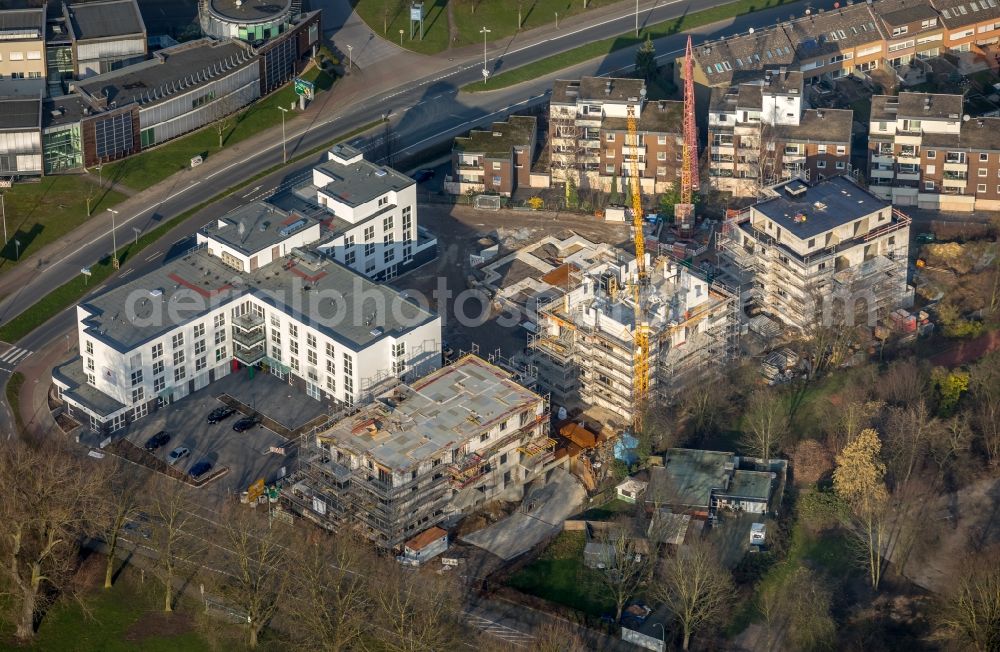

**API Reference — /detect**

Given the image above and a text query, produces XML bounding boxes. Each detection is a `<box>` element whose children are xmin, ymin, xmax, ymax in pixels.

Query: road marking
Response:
<box><xmin>242</xmin><ymin>185</ymin><xmax>261</xmax><ymax>198</ymax></box>
<box><xmin>145</xmin><ymin>251</ymin><xmax>163</xmax><ymax>261</ymax></box>
<box><xmin>119</xmin><ymin>269</ymin><xmax>134</xmax><ymax>278</ymax></box>
<box><xmin>0</xmin><ymin>346</ymin><xmax>32</xmax><ymax>366</ymax></box>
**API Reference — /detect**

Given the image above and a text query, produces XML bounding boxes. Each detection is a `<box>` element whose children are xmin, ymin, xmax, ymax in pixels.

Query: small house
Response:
<box><xmin>398</xmin><ymin>526</ymin><xmax>448</xmax><ymax>566</ymax></box>
<box><xmin>616</xmin><ymin>477</ymin><xmax>648</xmax><ymax>503</ymax></box>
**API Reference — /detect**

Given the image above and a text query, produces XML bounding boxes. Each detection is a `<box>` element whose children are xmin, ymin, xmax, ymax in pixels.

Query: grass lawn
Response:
<box><xmin>577</xmin><ymin>497</ymin><xmax>636</xmax><ymax>520</ymax></box>
<box><xmin>354</xmin><ymin>0</ymin><xmax>451</xmax><ymax>54</ymax></box>
<box><xmin>464</xmin><ymin>0</ymin><xmax>801</xmax><ymax>92</ymax></box>
<box><xmin>104</xmin><ymin>67</ymin><xmax>336</xmax><ymax>191</ymax></box>
<box><xmin>507</xmin><ymin>531</ymin><xmax>615</xmax><ymax>617</ymax></box>
<box><xmin>4</xmin><ymin>371</ymin><xmax>24</xmax><ymax>434</ymax></box>
<box><xmin>0</xmin><ymin>569</ymin><xmax>215</xmax><ymax>651</ymax></box>
<box><xmin>0</xmin><ymin>176</ymin><xmax>126</xmax><ymax>270</ymax></box>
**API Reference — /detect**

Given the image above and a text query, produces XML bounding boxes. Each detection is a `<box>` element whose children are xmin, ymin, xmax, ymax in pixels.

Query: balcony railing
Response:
<box><xmin>231</xmin><ymin>327</ymin><xmax>265</xmax><ymax>347</ymax></box>
<box><xmin>233</xmin><ymin>312</ymin><xmax>264</xmax><ymax>330</ymax></box>
<box><xmin>233</xmin><ymin>342</ymin><xmax>265</xmax><ymax>365</ymax></box>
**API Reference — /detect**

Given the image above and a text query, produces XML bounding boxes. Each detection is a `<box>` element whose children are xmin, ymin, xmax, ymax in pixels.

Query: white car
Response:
<box><xmin>167</xmin><ymin>446</ymin><xmax>190</xmax><ymax>465</ymax></box>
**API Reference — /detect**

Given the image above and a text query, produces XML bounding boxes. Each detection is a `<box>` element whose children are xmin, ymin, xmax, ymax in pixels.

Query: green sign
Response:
<box><xmin>293</xmin><ymin>77</ymin><xmax>315</xmax><ymax>99</ymax></box>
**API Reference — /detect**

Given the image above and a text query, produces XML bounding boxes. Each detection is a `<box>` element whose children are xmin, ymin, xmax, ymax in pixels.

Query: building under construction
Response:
<box><xmin>528</xmin><ymin>253</ymin><xmax>738</xmax><ymax>423</ymax></box>
<box><xmin>716</xmin><ymin>175</ymin><xmax>913</xmax><ymax>332</ymax></box>
<box><xmin>281</xmin><ymin>355</ymin><xmax>560</xmax><ymax>549</ymax></box>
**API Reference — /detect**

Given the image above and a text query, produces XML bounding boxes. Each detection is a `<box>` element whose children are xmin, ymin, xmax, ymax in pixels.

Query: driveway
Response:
<box><xmin>461</xmin><ymin>468</ymin><xmax>586</xmax><ymax>561</ymax></box>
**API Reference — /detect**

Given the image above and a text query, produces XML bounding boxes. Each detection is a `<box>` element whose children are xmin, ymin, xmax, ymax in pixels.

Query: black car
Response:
<box><xmin>412</xmin><ymin>169</ymin><xmax>435</xmax><ymax>183</ymax></box>
<box><xmin>189</xmin><ymin>461</ymin><xmax>213</xmax><ymax>480</ymax></box>
<box><xmin>208</xmin><ymin>406</ymin><xmax>237</xmax><ymax>424</ymax></box>
<box><xmin>143</xmin><ymin>431</ymin><xmax>170</xmax><ymax>451</ymax></box>
<box><xmin>233</xmin><ymin>416</ymin><xmax>259</xmax><ymax>432</ymax></box>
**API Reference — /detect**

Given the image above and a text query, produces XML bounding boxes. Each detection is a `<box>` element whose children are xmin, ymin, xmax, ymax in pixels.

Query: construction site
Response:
<box><xmin>281</xmin><ymin>355</ymin><xmax>561</xmax><ymax>549</ymax></box>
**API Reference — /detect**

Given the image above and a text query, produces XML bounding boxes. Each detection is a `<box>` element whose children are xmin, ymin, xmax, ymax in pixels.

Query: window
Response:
<box><xmin>656</xmin><ymin>151</ymin><xmax>666</xmax><ymax>161</ymax></box>
<box><xmin>152</xmin><ymin>360</ymin><xmax>164</xmax><ymax>376</ymax></box>
<box><xmin>154</xmin><ymin>376</ymin><xmax>166</xmax><ymax>393</ymax></box>
<box><xmin>271</xmin><ymin>345</ymin><xmax>281</xmax><ymax>360</ymax></box>
<box><xmin>835</xmin><ymin>161</ymin><xmax>846</xmax><ymax>169</ymax></box>
<box><xmin>288</xmin><ymin>323</ymin><xmax>298</xmax><ymax>338</ymax></box>
<box><xmin>892</xmin><ymin>26</ymin><xmax>908</xmax><ymax>37</ymax></box>
<box><xmin>925</xmin><ymin>181</ymin><xmax>936</xmax><ymax>190</ymax></box>
<box><xmin>480</xmin><ymin>433</ymin><xmax>489</xmax><ymax>442</ymax></box>
<box><xmin>193</xmin><ymin>323</ymin><xmax>205</xmax><ymax>338</ymax></box>
<box><xmin>290</xmin><ymin>340</ymin><xmax>299</xmax><ymax>355</ymax></box>
<box><xmin>9</xmin><ymin>52</ymin><xmax>22</xmax><ymax>61</ymax></box>
<box><xmin>86</xmin><ymin>340</ymin><xmax>94</xmax><ymax>355</ymax></box>
<box><xmin>808</xmin><ymin>238</ymin><xmax>816</xmax><ymax>248</ymax></box>
<box><xmin>326</xmin><ymin>358</ymin><xmax>335</xmax><ymax>374</ymax></box>
<box><xmin>364</xmin><ymin>241</ymin><xmax>375</xmax><ymax>257</ymax></box>
<box><xmin>270</xmin><ymin>314</ymin><xmax>280</xmax><ymax>328</ymax></box>
<box><xmin>817</xmin><ymin>160</ymin><xmax>827</xmax><ymax>168</ymax></box>
<box><xmin>492</xmin><ymin>161</ymin><xmax>502</xmax><ymax>170</ymax></box>
<box><xmin>343</xmin><ymin>353</ymin><xmax>353</xmax><ymax>377</ymax></box>
<box><xmin>363</xmin><ymin>226</ymin><xmax>375</xmax><ymax>242</ymax></box>
<box><xmin>172</xmin><ymin>333</ymin><xmax>184</xmax><ymax>349</ymax></box>
<box><xmin>131</xmin><ymin>387</ymin><xmax>144</xmax><ymax>403</ymax></box>
<box><xmin>657</xmin><ymin>134</ymin><xmax>667</xmax><ymax>145</ymax></box>
<box><xmin>290</xmin><ymin>357</ymin><xmax>300</xmax><ymax>371</ymax></box>
<box><xmin>384</xmin><ymin>248</ymin><xmax>395</xmax><ymax>263</ymax></box>
<box><xmin>921</xmin><ymin>18</ymin><xmax>937</xmax><ymax>28</ymax></box>
<box><xmin>817</xmin><ymin>144</ymin><xmax>827</xmax><ymax>154</ymax></box>
<box><xmin>978</xmin><ymin>183</ymin><xmax>988</xmax><ymax>192</ymax></box>
<box><xmin>326</xmin><ymin>342</ymin><xmax>335</xmax><ymax>357</ymax></box>
<box><xmin>307</xmin><ymin>349</ymin><xmax>317</xmax><ymax>366</ymax></box>
<box><xmin>306</xmin><ymin>333</ymin><xmax>316</xmax><ymax>348</ymax></box>
<box><xmin>194</xmin><ymin>339</ymin><xmax>206</xmax><ymax>355</ymax></box>
<box><xmin>500</xmin><ymin>452</ymin><xmax>508</xmax><ymax>465</ymax></box>
<box><xmin>378</xmin><ymin>196</ymin><xmax>388</xmax><ymax>206</ymax></box>
<box><xmin>27</xmin><ymin>51</ymin><xmax>40</xmax><ymax>60</ymax></box>
<box><xmin>836</xmin><ymin>146</ymin><xmax>846</xmax><ymax>155</ymax></box>
<box><xmin>173</xmin><ymin>351</ymin><xmax>185</xmax><ymax>366</ymax></box>
<box><xmin>174</xmin><ymin>366</ymin><xmax>186</xmax><ymax>382</ymax></box>
<box><xmin>345</xmin><ymin>251</ymin><xmax>356</xmax><ymax>266</ymax></box>
<box><xmin>216</xmin><ymin>346</ymin><xmax>227</xmax><ymax>361</ymax></box>
<box><xmin>657</xmin><ymin>166</ymin><xmax>666</xmax><ymax>176</ymax></box>
<box><xmin>606</xmin><ymin>133</ymin><xmax>615</xmax><ymax>142</ymax></box>
<box><xmin>325</xmin><ymin>376</ymin><xmax>335</xmax><ymax>392</ymax></box>
<box><xmin>383</xmin><ymin>215</ymin><xmax>394</xmax><ymax>232</ymax></box>
<box><xmin>196</xmin><ymin>357</ymin><xmax>206</xmax><ymax>372</ymax></box>
<box><xmin>270</xmin><ymin>329</ymin><xmax>281</xmax><ymax>345</ymax></box>
<box><xmin>980</xmin><ymin>168</ymin><xmax>989</xmax><ymax>177</ymax></box>
<box><xmin>926</xmin><ymin>150</ymin><xmax>936</xmax><ymax>159</ymax></box>
<box><xmin>214</xmin><ymin>313</ymin><xmax>225</xmax><ymax>329</ymax></box>
<box><xmin>215</xmin><ymin>329</ymin><xmax>226</xmax><ymax>345</ymax></box>
<box><xmin>605</xmin><ymin>164</ymin><xmax>614</xmax><ymax>174</ymax></box>
<box><xmin>86</xmin><ymin>357</ymin><xmax>95</xmax><ymax>371</ymax></box>
<box><xmin>130</xmin><ymin>369</ymin><xmax>143</xmax><ymax>386</ymax></box>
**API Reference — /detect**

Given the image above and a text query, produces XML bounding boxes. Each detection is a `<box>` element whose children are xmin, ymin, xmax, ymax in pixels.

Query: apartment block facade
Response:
<box><xmin>0</xmin><ymin>5</ymin><xmax>46</xmax><ymax>96</ymax></box>
<box><xmin>869</xmin><ymin>91</ymin><xmax>1000</xmax><ymax>210</ymax></box>
<box><xmin>282</xmin><ymin>355</ymin><xmax>559</xmax><ymax>549</ymax></box>
<box><xmin>717</xmin><ymin>176</ymin><xmax>913</xmax><ymax>332</ymax></box>
<box><xmin>708</xmin><ymin>69</ymin><xmax>853</xmax><ymax>197</ymax></box>
<box><xmin>549</xmin><ymin>77</ymin><xmax>682</xmax><ymax>195</ymax></box>
<box><xmin>446</xmin><ymin>115</ymin><xmax>537</xmax><ymax>197</ymax></box>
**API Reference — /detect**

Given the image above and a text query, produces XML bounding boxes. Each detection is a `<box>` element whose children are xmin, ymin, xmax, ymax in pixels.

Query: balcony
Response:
<box><xmin>233</xmin><ymin>342</ymin><xmax>265</xmax><ymax>365</ymax></box>
<box><xmin>871</xmin><ymin>153</ymin><xmax>894</xmax><ymax>166</ymax></box>
<box><xmin>231</xmin><ymin>327</ymin><xmax>265</xmax><ymax>347</ymax></box>
<box><xmin>944</xmin><ymin>161</ymin><xmax>967</xmax><ymax>172</ymax></box>
<box><xmin>233</xmin><ymin>312</ymin><xmax>264</xmax><ymax>331</ymax></box>
<box><xmin>711</xmin><ymin>144</ymin><xmax>735</xmax><ymax>155</ymax></box>
<box><xmin>897</xmin><ymin>155</ymin><xmax>920</xmax><ymax>165</ymax></box>
<box><xmin>896</xmin><ymin>171</ymin><xmax>920</xmax><ymax>181</ymax></box>
<box><xmin>895</xmin><ymin>133</ymin><xmax>922</xmax><ymax>146</ymax></box>
<box><xmin>942</xmin><ymin>177</ymin><xmax>967</xmax><ymax>189</ymax></box>
<box><xmin>622</xmin><ymin>145</ymin><xmax>647</xmax><ymax>156</ymax></box>
<box><xmin>870</xmin><ymin>167</ymin><xmax>895</xmax><ymax>179</ymax></box>
<box><xmin>580</xmin><ymin>138</ymin><xmax>600</xmax><ymax>149</ymax></box>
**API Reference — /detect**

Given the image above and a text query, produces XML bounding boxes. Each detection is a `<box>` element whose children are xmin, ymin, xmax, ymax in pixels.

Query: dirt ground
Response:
<box><xmin>393</xmin><ymin>202</ymin><xmax>629</xmax><ymax>359</ymax></box>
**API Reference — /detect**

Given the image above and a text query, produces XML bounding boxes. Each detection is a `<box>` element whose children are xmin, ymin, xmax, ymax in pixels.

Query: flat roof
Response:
<box><xmin>0</xmin><ymin>6</ymin><xmax>44</xmax><ymax>37</ymax></box>
<box><xmin>0</xmin><ymin>96</ymin><xmax>41</xmax><ymax>131</ymax></box>
<box><xmin>66</xmin><ymin>0</ymin><xmax>145</xmax><ymax>40</ymax></box>
<box><xmin>897</xmin><ymin>92</ymin><xmax>964</xmax><ymax>120</ymax></box>
<box><xmin>317</xmin><ymin>355</ymin><xmax>541</xmax><ymax>471</ymax></box>
<box><xmin>551</xmin><ymin>76</ymin><xmax>645</xmax><ymax>104</ymax></box>
<box><xmin>453</xmin><ymin>115</ymin><xmax>535</xmax><ymax>157</ymax></box>
<box><xmin>200</xmin><ymin>201</ymin><xmax>318</xmax><ymax>256</ymax></box>
<box><xmin>208</xmin><ymin>0</ymin><xmax>293</xmax><ymax>22</ymax></box>
<box><xmin>603</xmin><ymin>100</ymin><xmax>683</xmax><ymax>133</ymax></box>
<box><xmin>724</xmin><ymin>470</ymin><xmax>773</xmax><ymax>502</ymax></box>
<box><xmin>772</xmin><ymin>108</ymin><xmax>854</xmax><ymax>144</ymax></box>
<box><xmin>314</xmin><ymin>153</ymin><xmax>415</xmax><ymax>209</ymax></box>
<box><xmin>75</xmin><ymin>38</ymin><xmax>253</xmax><ymax>109</ymax></box>
<box><xmin>79</xmin><ymin>246</ymin><xmax>436</xmax><ymax>353</ymax></box>
<box><xmin>53</xmin><ymin>358</ymin><xmax>125</xmax><ymax>417</ymax></box>
<box><xmin>43</xmin><ymin>94</ymin><xmax>88</xmax><ymax>128</ymax></box>
<box><xmin>646</xmin><ymin>449</ymin><xmax>735</xmax><ymax>511</ymax></box>
<box><xmin>753</xmin><ymin>176</ymin><xmax>888</xmax><ymax>239</ymax></box>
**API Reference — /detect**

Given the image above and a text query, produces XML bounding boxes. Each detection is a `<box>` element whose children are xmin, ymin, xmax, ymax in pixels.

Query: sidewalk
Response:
<box><xmin>14</xmin><ymin>336</ymin><xmax>71</xmax><ymax>440</ymax></box>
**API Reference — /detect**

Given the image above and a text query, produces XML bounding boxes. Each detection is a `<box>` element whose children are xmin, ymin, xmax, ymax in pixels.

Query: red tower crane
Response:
<box><xmin>675</xmin><ymin>35</ymin><xmax>699</xmax><ymax>230</ymax></box>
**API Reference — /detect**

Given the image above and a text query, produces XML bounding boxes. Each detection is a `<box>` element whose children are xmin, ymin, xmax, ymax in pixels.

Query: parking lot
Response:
<box><xmin>122</xmin><ymin>368</ymin><xmax>329</xmax><ymax>494</ymax></box>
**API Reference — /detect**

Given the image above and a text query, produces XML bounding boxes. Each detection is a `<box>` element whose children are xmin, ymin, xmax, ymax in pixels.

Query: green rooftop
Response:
<box><xmin>453</xmin><ymin>115</ymin><xmax>536</xmax><ymax>157</ymax></box>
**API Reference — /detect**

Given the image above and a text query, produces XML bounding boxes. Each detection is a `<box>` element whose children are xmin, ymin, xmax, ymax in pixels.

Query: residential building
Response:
<box><xmin>64</xmin><ymin>0</ymin><xmax>147</xmax><ymax>79</ymax></box>
<box><xmin>869</xmin><ymin>0</ymin><xmax>945</xmax><ymax>67</ymax></box>
<box><xmin>868</xmin><ymin>91</ymin><xmax>1000</xmax><ymax>211</ymax></box>
<box><xmin>717</xmin><ymin>176</ymin><xmax>913</xmax><ymax>332</ymax></box>
<box><xmin>932</xmin><ymin>0</ymin><xmax>1000</xmax><ymax>53</ymax></box>
<box><xmin>548</xmin><ymin>76</ymin><xmax>683</xmax><ymax>194</ymax></box>
<box><xmin>285</xmin><ymin>144</ymin><xmax>437</xmax><ymax>281</ymax></box>
<box><xmin>645</xmin><ymin>448</ymin><xmax>779</xmax><ymax>518</ymax></box>
<box><xmin>282</xmin><ymin>354</ymin><xmax>558</xmax><ymax>549</ymax></box>
<box><xmin>0</xmin><ymin>95</ymin><xmax>42</xmax><ymax>176</ymax></box>
<box><xmin>398</xmin><ymin>527</ymin><xmax>448</xmax><ymax>565</ymax></box>
<box><xmin>527</xmin><ymin>249</ymin><xmax>738</xmax><ymax>422</ymax></box>
<box><xmin>707</xmin><ymin>68</ymin><xmax>853</xmax><ymax>197</ymax></box>
<box><xmin>0</xmin><ymin>4</ymin><xmax>46</xmax><ymax>96</ymax></box>
<box><xmin>54</xmin><ymin>211</ymin><xmax>441</xmax><ymax>434</ymax></box>
<box><xmin>446</xmin><ymin>115</ymin><xmax>536</xmax><ymax>196</ymax></box>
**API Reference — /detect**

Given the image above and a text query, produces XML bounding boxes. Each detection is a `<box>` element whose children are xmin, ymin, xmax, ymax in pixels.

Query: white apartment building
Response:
<box><xmin>55</xmin><ymin>222</ymin><xmax>441</xmax><ymax>435</ymax></box>
<box><xmin>717</xmin><ymin>176</ymin><xmax>913</xmax><ymax>331</ymax></box>
<box><xmin>285</xmin><ymin>144</ymin><xmax>436</xmax><ymax>282</ymax></box>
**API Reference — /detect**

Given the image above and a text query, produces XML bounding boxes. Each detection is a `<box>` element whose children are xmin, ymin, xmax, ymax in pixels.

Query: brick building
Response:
<box><xmin>446</xmin><ymin>115</ymin><xmax>536</xmax><ymax>197</ymax></box>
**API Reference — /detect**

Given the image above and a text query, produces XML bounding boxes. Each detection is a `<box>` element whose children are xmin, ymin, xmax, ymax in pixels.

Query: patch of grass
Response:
<box><xmin>104</xmin><ymin>67</ymin><xmax>336</xmax><ymax>191</ymax></box>
<box><xmin>27</xmin><ymin>573</ymin><xmax>213</xmax><ymax>651</ymax></box>
<box><xmin>353</xmin><ymin>0</ymin><xmax>451</xmax><ymax>54</ymax></box>
<box><xmin>0</xmin><ymin>176</ymin><xmax>126</xmax><ymax>270</ymax></box>
<box><xmin>5</xmin><ymin>371</ymin><xmax>24</xmax><ymax>435</ymax></box>
<box><xmin>464</xmin><ymin>0</ymin><xmax>800</xmax><ymax>92</ymax></box>
<box><xmin>577</xmin><ymin>498</ymin><xmax>636</xmax><ymax>521</ymax></box>
<box><xmin>0</xmin><ymin>117</ymin><xmax>385</xmax><ymax>345</ymax></box>
<box><xmin>507</xmin><ymin>531</ymin><xmax>614</xmax><ymax>617</ymax></box>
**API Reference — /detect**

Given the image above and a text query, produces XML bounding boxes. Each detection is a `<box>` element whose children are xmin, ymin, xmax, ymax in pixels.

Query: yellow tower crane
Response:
<box><xmin>626</xmin><ymin>103</ymin><xmax>650</xmax><ymax>429</ymax></box>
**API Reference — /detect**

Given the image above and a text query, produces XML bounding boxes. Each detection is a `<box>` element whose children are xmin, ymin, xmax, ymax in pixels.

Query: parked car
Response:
<box><xmin>412</xmin><ymin>169</ymin><xmax>435</xmax><ymax>183</ymax></box>
<box><xmin>233</xmin><ymin>416</ymin><xmax>259</xmax><ymax>432</ymax></box>
<box><xmin>189</xmin><ymin>461</ymin><xmax>213</xmax><ymax>480</ymax></box>
<box><xmin>143</xmin><ymin>431</ymin><xmax>170</xmax><ymax>451</ymax></box>
<box><xmin>208</xmin><ymin>406</ymin><xmax>237</xmax><ymax>423</ymax></box>
<box><xmin>167</xmin><ymin>446</ymin><xmax>190</xmax><ymax>465</ymax></box>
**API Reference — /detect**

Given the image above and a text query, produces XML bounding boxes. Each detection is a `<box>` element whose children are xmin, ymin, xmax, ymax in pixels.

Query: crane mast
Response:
<box><xmin>626</xmin><ymin>102</ymin><xmax>650</xmax><ymax>427</ymax></box>
<box><xmin>677</xmin><ymin>35</ymin><xmax>699</xmax><ymax>229</ymax></box>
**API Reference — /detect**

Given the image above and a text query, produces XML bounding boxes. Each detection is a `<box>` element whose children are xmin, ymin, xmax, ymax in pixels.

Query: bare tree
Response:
<box><xmin>929</xmin><ymin>415</ymin><xmax>974</xmax><ymax>487</ymax></box>
<box><xmin>98</xmin><ymin>462</ymin><xmax>147</xmax><ymax>589</ymax></box>
<box><xmin>371</xmin><ymin>559</ymin><xmax>467</xmax><ymax>651</ymax></box>
<box><xmin>213</xmin><ymin>92</ymin><xmax>247</xmax><ymax>149</ymax></box>
<box><xmin>593</xmin><ymin>520</ymin><xmax>653</xmax><ymax>623</ymax></box>
<box><xmin>969</xmin><ymin>352</ymin><xmax>1000</xmax><ymax>467</ymax></box>
<box><xmin>883</xmin><ymin>401</ymin><xmax>939</xmax><ymax>491</ymax></box>
<box><xmin>149</xmin><ymin>477</ymin><xmax>203</xmax><ymax>613</ymax></box>
<box><xmin>756</xmin><ymin>567</ymin><xmax>835</xmax><ymax>651</ymax></box>
<box><xmin>214</xmin><ymin>507</ymin><xmax>289</xmax><ymax>649</ymax></box>
<box><xmin>934</xmin><ymin>546</ymin><xmax>1000</xmax><ymax>651</ymax></box>
<box><xmin>833</xmin><ymin>428</ymin><xmax>889</xmax><ymax>591</ymax></box>
<box><xmin>0</xmin><ymin>441</ymin><xmax>105</xmax><ymax>641</ymax></box>
<box><xmin>285</xmin><ymin>531</ymin><xmax>373</xmax><ymax>651</ymax></box>
<box><xmin>653</xmin><ymin>539</ymin><xmax>733</xmax><ymax>651</ymax></box>
<box><xmin>740</xmin><ymin>388</ymin><xmax>789</xmax><ymax>462</ymax></box>
<box><xmin>877</xmin><ymin>358</ymin><xmax>928</xmax><ymax>406</ymax></box>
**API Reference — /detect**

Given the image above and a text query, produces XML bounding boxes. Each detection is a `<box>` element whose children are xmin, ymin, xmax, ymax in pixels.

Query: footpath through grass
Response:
<box><xmin>0</xmin><ymin>118</ymin><xmax>385</xmax><ymax>345</ymax></box>
<box><xmin>463</xmin><ymin>0</ymin><xmax>800</xmax><ymax>92</ymax></box>
<box><xmin>507</xmin><ymin>530</ymin><xmax>615</xmax><ymax>617</ymax></box>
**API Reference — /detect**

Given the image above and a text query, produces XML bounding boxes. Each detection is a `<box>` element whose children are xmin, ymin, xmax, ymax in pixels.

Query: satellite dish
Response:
<box><xmin>963</xmin><ymin>114</ymin><xmax>971</xmax><ymax>121</ymax></box>
<box><xmin>748</xmin><ymin>27</ymin><xmax>755</xmax><ymax>34</ymax></box>
<box><xmin>805</xmin><ymin>8</ymin><xmax>811</xmax><ymax>15</ymax></box>
<box><xmin>640</xmin><ymin>88</ymin><xmax>647</xmax><ymax>98</ymax></box>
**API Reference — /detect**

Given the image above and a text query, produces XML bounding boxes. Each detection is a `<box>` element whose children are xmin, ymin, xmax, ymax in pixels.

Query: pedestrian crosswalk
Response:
<box><xmin>0</xmin><ymin>346</ymin><xmax>32</xmax><ymax>370</ymax></box>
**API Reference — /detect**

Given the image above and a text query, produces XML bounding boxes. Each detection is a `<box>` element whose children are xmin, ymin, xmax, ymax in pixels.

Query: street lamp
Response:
<box><xmin>653</xmin><ymin>623</ymin><xmax>665</xmax><ymax>652</ymax></box>
<box><xmin>635</xmin><ymin>0</ymin><xmax>639</xmax><ymax>36</ymax></box>
<box><xmin>480</xmin><ymin>27</ymin><xmax>491</xmax><ymax>85</ymax></box>
<box><xmin>0</xmin><ymin>182</ymin><xmax>7</xmax><ymax>251</ymax></box>
<box><xmin>399</xmin><ymin>29</ymin><xmax>404</xmax><ymax>46</ymax></box>
<box><xmin>108</xmin><ymin>208</ymin><xmax>119</xmax><ymax>269</ymax></box>
<box><xmin>132</xmin><ymin>226</ymin><xmax>141</xmax><ymax>245</ymax></box>
<box><xmin>277</xmin><ymin>106</ymin><xmax>289</xmax><ymax>164</ymax></box>
<box><xmin>555</xmin><ymin>12</ymin><xmax>559</xmax><ymax>29</ymax></box>
<box><xmin>346</xmin><ymin>44</ymin><xmax>353</xmax><ymax>74</ymax></box>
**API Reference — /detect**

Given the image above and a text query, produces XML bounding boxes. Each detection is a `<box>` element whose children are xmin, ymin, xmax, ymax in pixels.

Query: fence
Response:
<box><xmin>474</xmin><ymin>194</ymin><xmax>502</xmax><ymax>211</ymax></box>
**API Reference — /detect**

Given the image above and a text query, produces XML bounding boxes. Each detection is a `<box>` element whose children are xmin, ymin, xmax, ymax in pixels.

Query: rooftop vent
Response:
<box><xmin>784</xmin><ymin>180</ymin><xmax>808</xmax><ymax>197</ymax></box>
<box><xmin>374</xmin><ymin>169</ymin><xmax>388</xmax><ymax>177</ymax></box>
<box><xmin>370</xmin><ymin>327</ymin><xmax>384</xmax><ymax>336</ymax></box>
<box><xmin>149</xmin><ymin>288</ymin><xmax>163</xmax><ymax>297</ymax></box>
<box><xmin>278</xmin><ymin>218</ymin><xmax>308</xmax><ymax>237</ymax></box>
<box><xmin>259</xmin><ymin>220</ymin><xmax>270</xmax><ymax>232</ymax></box>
